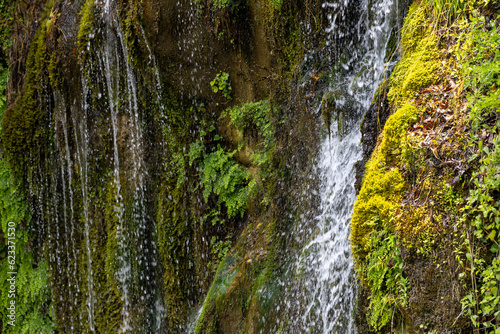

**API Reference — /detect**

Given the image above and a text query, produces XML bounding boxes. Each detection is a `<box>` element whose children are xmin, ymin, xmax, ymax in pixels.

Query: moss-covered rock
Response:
<box><xmin>387</xmin><ymin>2</ymin><xmax>441</xmax><ymax>106</ymax></box>
<box><xmin>352</xmin><ymin>1</ymin><xmax>500</xmax><ymax>333</ymax></box>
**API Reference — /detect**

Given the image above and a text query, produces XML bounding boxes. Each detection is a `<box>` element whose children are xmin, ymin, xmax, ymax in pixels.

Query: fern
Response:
<box><xmin>201</xmin><ymin>146</ymin><xmax>254</xmax><ymax>219</ymax></box>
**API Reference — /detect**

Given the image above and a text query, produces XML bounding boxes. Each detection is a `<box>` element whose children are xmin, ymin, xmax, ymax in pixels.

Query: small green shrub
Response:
<box><xmin>364</xmin><ymin>229</ymin><xmax>409</xmax><ymax>330</ymax></box>
<box><xmin>211</xmin><ymin>71</ymin><xmax>232</xmax><ymax>100</ymax></box>
<box><xmin>189</xmin><ymin>131</ymin><xmax>255</xmax><ymax>222</ymax></box>
<box><xmin>225</xmin><ymin>100</ymin><xmax>275</xmax><ymax>173</ymax></box>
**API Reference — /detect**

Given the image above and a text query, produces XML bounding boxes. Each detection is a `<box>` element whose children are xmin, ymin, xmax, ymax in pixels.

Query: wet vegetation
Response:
<box><xmin>353</xmin><ymin>0</ymin><xmax>500</xmax><ymax>332</ymax></box>
<box><xmin>1</xmin><ymin>0</ymin><xmax>500</xmax><ymax>333</ymax></box>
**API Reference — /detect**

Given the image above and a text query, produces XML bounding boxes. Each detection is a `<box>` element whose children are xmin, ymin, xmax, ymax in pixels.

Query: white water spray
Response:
<box><xmin>280</xmin><ymin>0</ymin><xmax>399</xmax><ymax>332</ymax></box>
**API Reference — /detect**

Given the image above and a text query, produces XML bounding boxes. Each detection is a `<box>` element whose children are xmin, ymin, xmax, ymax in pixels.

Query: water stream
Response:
<box><xmin>74</xmin><ymin>76</ymin><xmax>97</xmax><ymax>332</ymax></box>
<box><xmin>276</xmin><ymin>0</ymin><xmax>399</xmax><ymax>332</ymax></box>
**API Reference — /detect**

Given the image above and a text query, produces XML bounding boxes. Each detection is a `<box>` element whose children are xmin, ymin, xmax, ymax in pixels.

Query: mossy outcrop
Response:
<box><xmin>352</xmin><ymin>0</ymin><xmax>500</xmax><ymax>333</ymax></box>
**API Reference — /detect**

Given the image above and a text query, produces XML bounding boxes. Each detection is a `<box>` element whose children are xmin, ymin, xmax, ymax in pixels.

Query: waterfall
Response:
<box><xmin>101</xmin><ymin>0</ymin><xmax>164</xmax><ymax>331</ymax></box>
<box><xmin>275</xmin><ymin>0</ymin><xmax>399</xmax><ymax>332</ymax></box>
<box><xmin>1</xmin><ymin>0</ymin><xmax>408</xmax><ymax>331</ymax></box>
<box><xmin>101</xmin><ymin>1</ymin><xmax>132</xmax><ymax>329</ymax></box>
<box><xmin>74</xmin><ymin>76</ymin><xmax>97</xmax><ymax>332</ymax></box>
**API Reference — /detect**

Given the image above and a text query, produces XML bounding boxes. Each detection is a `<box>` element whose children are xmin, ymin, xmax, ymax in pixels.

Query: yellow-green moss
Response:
<box><xmin>352</xmin><ymin>102</ymin><xmax>421</xmax><ymax>265</ymax></box>
<box><xmin>380</xmin><ymin>103</ymin><xmax>419</xmax><ymax>163</ymax></box>
<box><xmin>400</xmin><ymin>2</ymin><xmax>429</xmax><ymax>57</ymax></box>
<box><xmin>351</xmin><ymin>148</ymin><xmax>405</xmax><ymax>264</ymax></box>
<box><xmin>77</xmin><ymin>0</ymin><xmax>96</xmax><ymax>51</ymax></box>
<box><xmin>388</xmin><ymin>2</ymin><xmax>441</xmax><ymax>106</ymax></box>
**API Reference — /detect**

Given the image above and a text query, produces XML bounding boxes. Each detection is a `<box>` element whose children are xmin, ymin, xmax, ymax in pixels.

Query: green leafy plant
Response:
<box><xmin>364</xmin><ymin>229</ymin><xmax>409</xmax><ymax>330</ymax></box>
<box><xmin>454</xmin><ymin>11</ymin><xmax>500</xmax><ymax>130</ymax></box>
<box><xmin>0</xmin><ymin>160</ymin><xmax>55</xmax><ymax>333</ymax></box>
<box><xmin>225</xmin><ymin>100</ymin><xmax>275</xmax><ymax>171</ymax></box>
<box><xmin>200</xmin><ymin>145</ymin><xmax>254</xmax><ymax>219</ymax></box>
<box><xmin>210</xmin><ymin>71</ymin><xmax>232</xmax><ymax>100</ymax></box>
<box><xmin>209</xmin><ymin>234</ymin><xmax>232</xmax><ymax>271</ymax></box>
<box><xmin>460</xmin><ymin>137</ymin><xmax>500</xmax><ymax>332</ymax></box>
<box><xmin>453</xmin><ymin>10</ymin><xmax>500</xmax><ymax>332</ymax></box>
<box><xmin>188</xmin><ymin>130</ymin><xmax>255</xmax><ymax>222</ymax></box>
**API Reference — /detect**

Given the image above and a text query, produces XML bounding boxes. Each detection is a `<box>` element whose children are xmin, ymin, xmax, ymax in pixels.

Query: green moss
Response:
<box><xmin>157</xmin><ymin>183</ymin><xmax>194</xmax><ymax>331</ymax></box>
<box><xmin>77</xmin><ymin>0</ymin><xmax>96</xmax><ymax>51</ymax></box>
<box><xmin>352</xmin><ymin>102</ymin><xmax>420</xmax><ymax>300</ymax></box>
<box><xmin>400</xmin><ymin>2</ymin><xmax>429</xmax><ymax>57</ymax></box>
<box><xmin>387</xmin><ymin>2</ymin><xmax>441</xmax><ymax>106</ymax></box>
<box><xmin>380</xmin><ymin>103</ymin><xmax>419</xmax><ymax>163</ymax></box>
<box><xmin>351</xmin><ymin>150</ymin><xmax>405</xmax><ymax>264</ymax></box>
<box><xmin>388</xmin><ymin>34</ymin><xmax>440</xmax><ymax>105</ymax></box>
<box><xmin>102</xmin><ymin>178</ymin><xmax>124</xmax><ymax>332</ymax></box>
<box><xmin>0</xmin><ymin>160</ymin><xmax>54</xmax><ymax>333</ymax></box>
<box><xmin>225</xmin><ymin>99</ymin><xmax>277</xmax><ymax>182</ymax></box>
<box><xmin>320</xmin><ymin>90</ymin><xmax>357</xmax><ymax>139</ymax></box>
<box><xmin>0</xmin><ymin>0</ymin><xmax>14</xmax><ymax>51</ymax></box>
<box><xmin>3</xmin><ymin>24</ymin><xmax>48</xmax><ymax>179</ymax></box>
<box><xmin>371</xmin><ymin>78</ymin><xmax>389</xmax><ymax>105</ymax></box>
<box><xmin>364</xmin><ymin>229</ymin><xmax>408</xmax><ymax>330</ymax></box>
<box><xmin>195</xmin><ymin>254</ymin><xmax>238</xmax><ymax>334</ymax></box>
<box><xmin>350</xmin><ymin>103</ymin><xmax>418</xmax><ymax>331</ymax></box>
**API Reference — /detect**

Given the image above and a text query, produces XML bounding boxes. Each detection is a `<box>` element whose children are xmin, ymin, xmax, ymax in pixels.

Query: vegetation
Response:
<box><xmin>0</xmin><ymin>160</ymin><xmax>54</xmax><ymax>333</ymax></box>
<box><xmin>0</xmin><ymin>43</ymin><xmax>53</xmax><ymax>330</ymax></box>
<box><xmin>191</xmin><ymin>142</ymin><xmax>255</xmax><ymax>221</ymax></box>
<box><xmin>0</xmin><ymin>0</ymin><xmax>13</xmax><ymax>52</ymax></box>
<box><xmin>210</xmin><ymin>71</ymin><xmax>232</xmax><ymax>100</ymax></box>
<box><xmin>11</xmin><ymin>0</ymin><xmax>500</xmax><ymax>332</ymax></box>
<box><xmin>0</xmin><ymin>3</ymin><xmax>54</xmax><ymax>332</ymax></box>
<box><xmin>353</xmin><ymin>0</ymin><xmax>500</xmax><ymax>332</ymax></box>
<box><xmin>452</xmin><ymin>8</ymin><xmax>500</xmax><ymax>332</ymax></box>
<box><xmin>225</xmin><ymin>99</ymin><xmax>276</xmax><ymax>178</ymax></box>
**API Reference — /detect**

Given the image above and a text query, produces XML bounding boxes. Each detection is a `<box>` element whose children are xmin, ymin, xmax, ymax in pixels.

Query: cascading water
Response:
<box><xmin>1</xmin><ymin>0</ymin><xmax>411</xmax><ymax>331</ymax></box>
<box><xmin>45</xmin><ymin>0</ymin><xmax>167</xmax><ymax>331</ymax></box>
<box><xmin>99</xmin><ymin>0</ymin><xmax>164</xmax><ymax>331</ymax></box>
<box><xmin>275</xmin><ymin>0</ymin><xmax>399</xmax><ymax>332</ymax></box>
<box><xmin>74</xmin><ymin>78</ymin><xmax>97</xmax><ymax>332</ymax></box>
<box><xmin>101</xmin><ymin>2</ymin><xmax>132</xmax><ymax>329</ymax></box>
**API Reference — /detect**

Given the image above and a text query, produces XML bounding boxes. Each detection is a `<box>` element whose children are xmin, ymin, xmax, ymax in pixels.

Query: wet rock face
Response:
<box><xmin>3</xmin><ymin>0</ymin><xmax>328</xmax><ymax>332</ymax></box>
<box><xmin>354</xmin><ymin>81</ymin><xmax>391</xmax><ymax>193</ymax></box>
<box><xmin>142</xmin><ymin>0</ymin><xmax>271</xmax><ymax>103</ymax></box>
<box><xmin>400</xmin><ymin>247</ymin><xmax>472</xmax><ymax>334</ymax></box>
